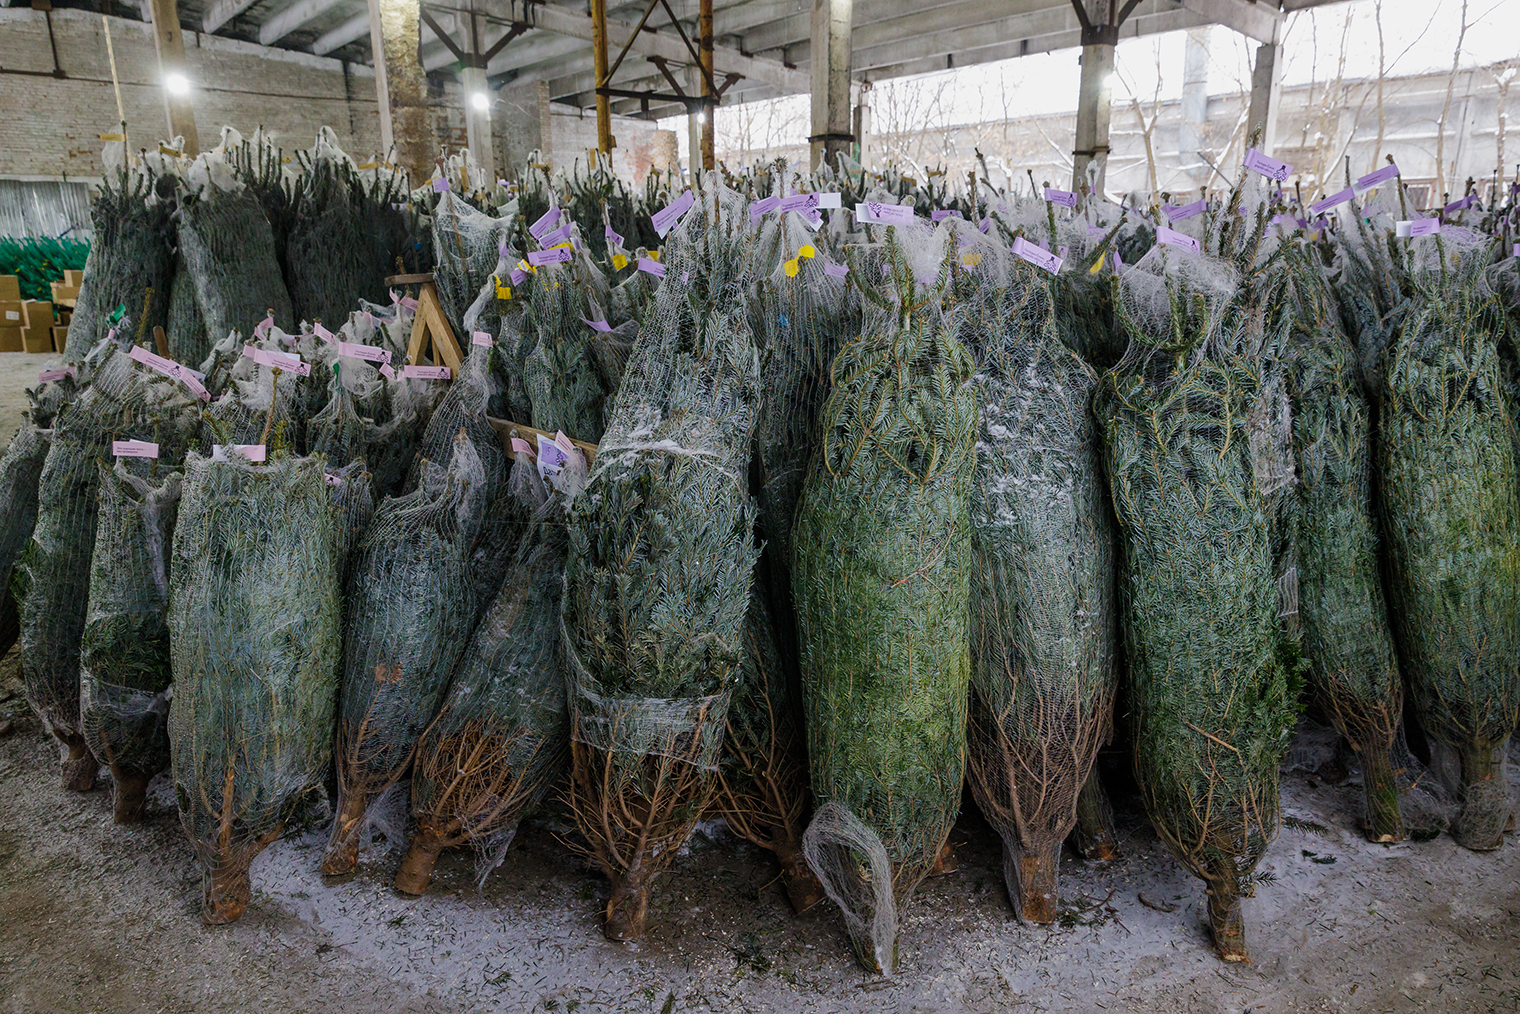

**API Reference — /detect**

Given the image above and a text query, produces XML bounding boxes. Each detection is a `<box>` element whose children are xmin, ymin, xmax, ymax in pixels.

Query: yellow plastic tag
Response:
<box><xmin>550</xmin><ymin>241</ymin><xmax>573</xmax><ymax>251</ymax></box>
<box><xmin>99</xmin><ymin>133</ymin><xmax>125</xmax><ymax>142</ymax></box>
<box><xmin>1089</xmin><ymin>253</ymin><xmax>1105</xmax><ymax>274</ymax></box>
<box><xmin>280</xmin><ymin>156</ymin><xmax>292</xmax><ymax>164</ymax></box>
<box><xmin>798</xmin><ymin>244</ymin><xmax>816</xmax><ymax>260</ymax></box>
<box><xmin>784</xmin><ymin>258</ymin><xmax>800</xmax><ymax>278</ymax></box>
<box><xmin>158</xmin><ymin>144</ymin><xmax>182</xmax><ymax>157</ymax></box>
<box><xmin>648</xmin><ymin>249</ymin><xmax>661</xmax><ymax>262</ymax></box>
<box><xmin>612</xmin><ymin>253</ymin><xmax>628</xmax><ymax>270</ymax></box>
<box><xmin>960</xmin><ymin>252</ymin><xmax>981</xmax><ymax>268</ymax></box>
<box><xmin>356</xmin><ymin>161</ymin><xmax>378</xmax><ymax>171</ymax></box>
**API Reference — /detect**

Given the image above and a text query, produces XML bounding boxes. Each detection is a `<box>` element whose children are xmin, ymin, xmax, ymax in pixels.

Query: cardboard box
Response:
<box><xmin>0</xmin><ymin>327</ymin><xmax>23</xmax><ymax>353</ymax></box>
<box><xmin>0</xmin><ymin>301</ymin><xmax>23</xmax><ymax>326</ymax></box>
<box><xmin>23</xmin><ymin>301</ymin><xmax>52</xmax><ymax>328</ymax></box>
<box><xmin>50</xmin><ymin>281</ymin><xmax>79</xmax><ymax>305</ymax></box>
<box><xmin>51</xmin><ymin>325</ymin><xmax>69</xmax><ymax>352</ymax></box>
<box><xmin>0</xmin><ymin>276</ymin><xmax>19</xmax><ymax>302</ymax></box>
<box><xmin>62</xmin><ymin>270</ymin><xmax>83</xmax><ymax>287</ymax></box>
<box><xmin>21</xmin><ymin>327</ymin><xmax>51</xmax><ymax>354</ymax></box>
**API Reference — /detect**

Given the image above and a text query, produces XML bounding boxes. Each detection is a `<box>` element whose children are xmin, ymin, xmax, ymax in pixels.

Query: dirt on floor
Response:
<box><xmin>0</xmin><ymin>643</ymin><xmax>1517</xmax><ymax>1014</ymax></box>
<box><xmin>0</xmin><ymin>352</ymin><xmax>65</xmax><ymax>454</ymax></box>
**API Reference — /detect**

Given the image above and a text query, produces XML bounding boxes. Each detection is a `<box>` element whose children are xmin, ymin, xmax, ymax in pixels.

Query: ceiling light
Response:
<box><xmin>165</xmin><ymin>72</ymin><xmax>190</xmax><ymax>96</ymax></box>
<box><xmin>471</xmin><ymin>92</ymin><xmax>490</xmax><ymax>111</ymax></box>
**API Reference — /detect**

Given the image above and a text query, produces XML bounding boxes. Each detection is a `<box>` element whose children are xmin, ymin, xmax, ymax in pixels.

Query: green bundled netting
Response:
<box><xmin>522</xmin><ymin>241</ymin><xmax>624</xmax><ymax>442</ymax></box>
<box><xmin>964</xmin><ymin>264</ymin><xmax>1117</xmax><ymax>925</ymax></box>
<box><xmin>165</xmin><ymin>253</ymin><xmax>210</xmax><ymax>366</ymax></box>
<box><xmin>1095</xmin><ymin>241</ymin><xmax>1298</xmax><ymax>963</ymax></box>
<box><xmin>1283</xmin><ymin>259</ymin><xmax>1406</xmax><ymax>843</ymax></box>
<box><xmin>64</xmin><ymin>166</ymin><xmax>175</xmax><ymax>361</ymax></box>
<box><xmin>326</xmin><ymin>459</ymin><xmax>375</xmax><ymax>585</ymax></box>
<box><xmin>397</xmin><ymin>459</ymin><xmax>570</xmax><ymax>895</ymax></box>
<box><xmin>0</xmin><ymin>236</ymin><xmax>90</xmax><ymax>301</ymax></box>
<box><xmin>793</xmin><ymin>231</ymin><xmax>978</xmax><ymax>975</ymax></box>
<box><xmin>178</xmin><ymin>154</ymin><xmax>294</xmax><ymax>351</ymax></box>
<box><xmin>562</xmin><ymin>183</ymin><xmax>760</xmax><ymax>942</ymax></box>
<box><xmin>0</xmin><ymin>424</ymin><xmax>53</xmax><ymax>659</ymax></box>
<box><xmin>322</xmin><ymin>431</ymin><xmax>496</xmax><ymax>876</ymax></box>
<box><xmin>169</xmin><ymin>452</ymin><xmax>341</xmax><ymax>924</ymax></box>
<box><xmin>79</xmin><ymin>462</ymin><xmax>181</xmax><ymax>824</ymax></box>
<box><xmin>307</xmin><ymin>358</ymin><xmax>411</xmax><ymax>496</ymax></box>
<box><xmin>1375</xmin><ymin>230</ymin><xmax>1520</xmax><ymax>851</ymax></box>
<box><xmin>222</xmin><ymin>128</ymin><xmax>297</xmax><ymax>286</ymax></box>
<box><xmin>18</xmin><ymin>342</ymin><xmax>198</xmax><ymax>791</ymax></box>
<box><xmin>285</xmin><ymin>130</ymin><xmax>411</xmax><ymax>330</ymax></box>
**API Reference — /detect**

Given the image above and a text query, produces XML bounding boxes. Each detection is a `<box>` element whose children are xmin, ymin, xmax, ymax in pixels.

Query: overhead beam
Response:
<box><xmin>1175</xmin><ymin>0</ymin><xmax>1280</xmax><ymax>44</ymax></box>
<box><xmin>260</xmin><ymin>0</ymin><xmax>348</xmax><ymax>46</ymax></box>
<box><xmin>312</xmin><ymin>11</ymin><xmax>370</xmax><ymax>54</ymax></box>
<box><xmin>202</xmin><ymin>0</ymin><xmax>258</xmax><ymax>34</ymax></box>
<box><xmin>148</xmin><ymin>0</ymin><xmax>199</xmax><ymax>151</ymax></box>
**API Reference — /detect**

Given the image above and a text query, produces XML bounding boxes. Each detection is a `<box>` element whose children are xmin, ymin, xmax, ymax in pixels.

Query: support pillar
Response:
<box><xmin>809</xmin><ymin>0</ymin><xmax>852</xmax><ymax>170</ymax></box>
<box><xmin>146</xmin><ymin>0</ymin><xmax>198</xmax><ymax>152</ymax></box>
<box><xmin>1246</xmin><ymin>28</ymin><xmax>1283</xmax><ymax>155</ymax></box>
<box><xmin>853</xmin><ymin>85</ymin><xmax>872</xmax><ymax>171</ymax></box>
<box><xmin>367</xmin><ymin>0</ymin><xmax>434</xmax><ymax>185</ymax></box>
<box><xmin>461</xmin><ymin>66</ymin><xmax>496</xmax><ymax>184</ymax></box>
<box><xmin>685</xmin><ymin>65</ymin><xmax>704</xmax><ymax>180</ymax></box>
<box><xmin>589</xmin><ymin>0</ymin><xmax>613</xmax><ymax>156</ymax></box>
<box><xmin>1180</xmin><ymin>27</ymin><xmax>1210</xmax><ymax>184</ymax></box>
<box><xmin>697</xmin><ymin>0</ymin><xmax>715</xmax><ymax>170</ymax></box>
<box><xmin>1071</xmin><ymin>27</ymin><xmax>1115</xmax><ymax>195</ymax></box>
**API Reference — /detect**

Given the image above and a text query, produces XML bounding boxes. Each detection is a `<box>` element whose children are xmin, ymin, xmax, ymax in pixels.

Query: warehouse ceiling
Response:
<box><xmin>53</xmin><ymin>0</ymin><xmax>1336</xmax><ymax>120</ymax></box>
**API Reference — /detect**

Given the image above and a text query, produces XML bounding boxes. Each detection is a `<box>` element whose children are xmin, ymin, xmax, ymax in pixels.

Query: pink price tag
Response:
<box><xmin>1043</xmin><ymin>187</ymin><xmax>1078</xmax><ymax>209</ymax></box>
<box><xmin>1244</xmin><ymin>147</ymin><xmax>1294</xmax><ymax>182</ymax></box>
<box><xmin>527</xmin><ymin>247</ymin><xmax>573</xmax><ymax>267</ymax></box>
<box><xmin>403</xmin><ymin>365</ymin><xmax>451</xmax><ymax>380</ymax></box>
<box><xmin>554</xmin><ymin>431</ymin><xmax>574</xmax><ymax>454</ymax></box>
<box><xmin>313</xmin><ymin>322</ymin><xmax>336</xmax><ymax>343</ymax></box>
<box><xmin>581</xmin><ymin>318</ymin><xmax>613</xmax><ymax>333</ymax></box>
<box><xmin>127</xmin><ymin>345</ymin><xmax>209</xmax><ymax>401</ymax></box>
<box><xmin>1355</xmin><ymin>164</ymin><xmax>1399</xmax><ymax>194</ymax></box>
<box><xmin>823</xmin><ymin>262</ymin><xmax>849</xmax><ymax>280</ymax></box>
<box><xmin>529</xmin><ymin>207</ymin><xmax>562</xmax><ymax>241</ymax></box>
<box><xmin>400</xmin><ymin>295</ymin><xmax>418</xmax><ymax>311</ymax></box>
<box><xmin>471</xmin><ymin>330</ymin><xmax>493</xmax><ymax>347</ymax></box>
<box><xmin>931</xmin><ymin>209</ymin><xmax>962</xmax><ymax>222</ymax></box>
<box><xmin>510</xmin><ymin>437</ymin><xmax>536</xmax><ymax>457</ymax></box>
<box><xmin>1311</xmin><ymin>188</ymin><xmax>1354</xmax><ymax>216</ymax></box>
<box><xmin>38</xmin><ymin>366</ymin><xmax>76</xmax><ymax>382</ymax></box>
<box><xmin>242</xmin><ymin>344</ymin><xmax>310</xmax><ymax>377</ymax></box>
<box><xmin>1157</xmin><ymin>226</ymin><xmax>1201</xmax><ymax>254</ymax></box>
<box><xmin>748</xmin><ymin>196</ymin><xmax>780</xmax><ymax>223</ymax></box>
<box><xmin>637</xmin><ymin>257</ymin><xmax>666</xmax><ymax>278</ymax></box>
<box><xmin>651</xmin><ymin>189</ymin><xmax>696</xmax><ymax>237</ymax></box>
<box><xmin>510</xmin><ymin>268</ymin><xmax>527</xmax><ymax>286</ymax></box>
<box><xmin>539</xmin><ymin>222</ymin><xmax>574</xmax><ymax>248</ymax></box>
<box><xmin>605</xmin><ymin>225</ymin><xmax>624</xmax><ymax>247</ymax></box>
<box><xmin>253</xmin><ymin>314</ymin><xmax>274</xmax><ymax>338</ymax></box>
<box><xmin>112</xmin><ymin>439</ymin><xmax>158</xmax><ymax>458</ymax></box>
<box><xmin>855</xmin><ymin>201</ymin><xmax>916</xmax><ymax>226</ymax></box>
<box><xmin>325</xmin><ymin>473</ymin><xmax>341</xmax><ymax>487</ymax></box>
<box><xmin>1011</xmin><ymin>237</ymin><xmax>1062</xmax><ymax>275</ymax></box>
<box><xmin>1165</xmin><ymin>199</ymin><xmax>1206</xmax><ymax>221</ymax></box>
<box><xmin>337</xmin><ymin>341</ymin><xmax>391</xmax><ymax>364</ymax></box>
<box><xmin>379</xmin><ymin>363</ymin><xmax>395</xmax><ymax>380</ymax></box>
<box><xmin>432</xmin><ymin>177</ymin><xmax>450</xmax><ymax>193</ymax></box>
<box><xmin>212</xmin><ymin>444</ymin><xmax>267</xmax><ymax>463</ymax></box>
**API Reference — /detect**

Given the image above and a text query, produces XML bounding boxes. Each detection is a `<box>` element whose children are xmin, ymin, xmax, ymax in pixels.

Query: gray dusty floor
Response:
<box><xmin>1</xmin><ymin>646</ymin><xmax>1518</xmax><ymax>1014</ymax></box>
<box><xmin>0</xmin><ymin>353</ymin><xmax>62</xmax><ymax>453</ymax></box>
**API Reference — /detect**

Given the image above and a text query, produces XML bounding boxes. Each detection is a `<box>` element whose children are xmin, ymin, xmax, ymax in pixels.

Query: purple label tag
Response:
<box><xmin>1157</xmin><ymin>226</ymin><xmax>1201</xmax><ymax>254</ymax></box>
<box><xmin>1112</xmin><ymin>248</ymin><xmax>1124</xmax><ymax>272</ymax></box>
<box><xmin>1165</xmin><ymin>198</ymin><xmax>1206</xmax><ymax>221</ymax></box>
<box><xmin>637</xmin><ymin>257</ymin><xmax>666</xmax><ymax>278</ymax></box>
<box><xmin>536</xmin><ymin>432</ymin><xmax>570</xmax><ymax>479</ymax></box>
<box><xmin>748</xmin><ymin>196</ymin><xmax>780</xmax><ymax>223</ymax></box>
<box><xmin>432</xmin><ymin>177</ymin><xmax>450</xmax><ymax>193</ymax></box>
<box><xmin>510</xmin><ymin>267</ymin><xmax>527</xmax><ymax>286</ymax></box>
<box><xmin>1087</xmin><ymin>224</ymin><xmax>1108</xmax><ymax>237</ymax></box>
<box><xmin>651</xmin><ymin>189</ymin><xmax>696</xmax><ymax>237</ymax></box>
<box><xmin>38</xmin><ymin>366</ymin><xmax>75</xmax><ymax>382</ymax></box>
<box><xmin>403</xmin><ymin>365</ymin><xmax>451</xmax><ymax>380</ymax></box>
<box><xmin>1443</xmin><ymin>194</ymin><xmax>1477</xmax><ymax>215</ymax></box>
<box><xmin>127</xmin><ymin>345</ymin><xmax>209</xmax><ymax>401</ymax></box>
<box><xmin>529</xmin><ymin>207</ymin><xmax>562</xmax><ymax>240</ymax></box>
<box><xmin>978</xmin><ymin>216</ymin><xmax>992</xmax><ymax>233</ymax></box>
<box><xmin>1270</xmin><ymin>213</ymin><xmax>1300</xmax><ymax>230</ymax></box>
<box><xmin>931</xmin><ymin>209</ymin><xmax>963</xmax><ymax>222</ymax></box>
<box><xmin>1310</xmin><ymin>188</ymin><xmax>1355</xmax><ymax>215</ymax></box>
<box><xmin>1043</xmin><ymin>187</ymin><xmax>1078</xmax><ymax>209</ymax></box>
<box><xmin>1400</xmin><ymin>219</ymin><xmax>1441</xmax><ymax>238</ymax></box>
<box><xmin>581</xmin><ymin>317</ymin><xmax>613</xmax><ymax>333</ymax></box>
<box><xmin>823</xmin><ymin>262</ymin><xmax>849</xmax><ymax>280</ymax></box>
<box><xmin>112</xmin><ymin>439</ymin><xmax>158</xmax><ymax>458</ymax></box>
<box><xmin>325</xmin><ymin>472</ymin><xmax>341</xmax><ymax>487</ymax></box>
<box><xmin>313</xmin><ymin>322</ymin><xmax>337</xmax><ymax>343</ymax></box>
<box><xmin>527</xmin><ymin>247</ymin><xmax>574</xmax><ymax>267</ymax></box>
<box><xmin>1011</xmin><ymin>237</ymin><xmax>1062</xmax><ymax>275</ymax></box>
<box><xmin>1244</xmin><ymin>147</ymin><xmax>1294</xmax><ymax>182</ymax></box>
<box><xmin>510</xmin><ymin>437</ymin><xmax>535</xmax><ymax>457</ymax></box>
<box><xmin>605</xmin><ymin>225</ymin><xmax>624</xmax><ymax>247</ymax></box>
<box><xmin>1514</xmin><ymin>243</ymin><xmax>1520</xmax><ymax>257</ymax></box>
<box><xmin>337</xmin><ymin>341</ymin><xmax>391</xmax><ymax>364</ymax></box>
<box><xmin>539</xmin><ymin>222</ymin><xmax>574</xmax><ymax>248</ymax></box>
<box><xmin>1355</xmin><ymin>164</ymin><xmax>1400</xmax><ymax>194</ymax></box>
<box><xmin>471</xmin><ymin>330</ymin><xmax>493</xmax><ymax>347</ymax></box>
<box><xmin>212</xmin><ymin>444</ymin><xmax>266</xmax><ymax>463</ymax></box>
<box><xmin>779</xmin><ymin>193</ymin><xmax>817</xmax><ymax>214</ymax></box>
<box><xmin>242</xmin><ymin>344</ymin><xmax>310</xmax><ymax>377</ymax></box>
<box><xmin>498</xmin><ymin>238</ymin><xmax>511</xmax><ymax>258</ymax></box>
<box><xmin>855</xmin><ymin>201</ymin><xmax>916</xmax><ymax>226</ymax></box>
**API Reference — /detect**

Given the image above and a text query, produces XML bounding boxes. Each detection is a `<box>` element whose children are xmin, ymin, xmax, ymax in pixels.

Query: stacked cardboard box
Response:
<box><xmin>50</xmin><ymin>269</ymin><xmax>82</xmax><ymax>308</ymax></box>
<box><xmin>21</xmin><ymin>301</ymin><xmax>54</xmax><ymax>352</ymax></box>
<box><xmin>0</xmin><ymin>276</ymin><xmax>22</xmax><ymax>352</ymax></box>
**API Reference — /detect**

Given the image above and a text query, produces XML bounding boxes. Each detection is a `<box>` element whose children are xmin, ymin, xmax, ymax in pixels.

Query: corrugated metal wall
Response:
<box><xmin>0</xmin><ymin>180</ymin><xmax>94</xmax><ymax>239</ymax></box>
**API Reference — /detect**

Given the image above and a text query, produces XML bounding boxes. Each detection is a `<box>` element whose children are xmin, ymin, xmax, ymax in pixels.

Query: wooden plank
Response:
<box><xmin>385</xmin><ymin>272</ymin><xmax>434</xmax><ymax>285</ymax></box>
<box><xmin>485</xmin><ymin>416</ymin><xmax>598</xmax><ymax>463</ymax></box>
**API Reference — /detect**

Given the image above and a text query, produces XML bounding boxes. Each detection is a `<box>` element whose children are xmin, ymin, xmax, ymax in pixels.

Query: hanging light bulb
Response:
<box><xmin>165</xmin><ymin>73</ymin><xmax>191</xmax><ymax>96</ymax></box>
<box><xmin>471</xmin><ymin>92</ymin><xmax>490</xmax><ymax>112</ymax></box>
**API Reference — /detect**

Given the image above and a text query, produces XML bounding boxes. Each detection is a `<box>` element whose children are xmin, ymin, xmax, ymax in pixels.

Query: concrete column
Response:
<box><xmin>461</xmin><ymin>65</ymin><xmax>496</xmax><ymax>183</ymax></box>
<box><xmin>367</xmin><ymin>0</ymin><xmax>434</xmax><ymax>185</ymax></box>
<box><xmin>685</xmin><ymin>64</ymin><xmax>705</xmax><ymax>180</ymax></box>
<box><xmin>1071</xmin><ymin>32</ymin><xmax>1115</xmax><ymax>194</ymax></box>
<box><xmin>809</xmin><ymin>0</ymin><xmax>852</xmax><ymax>170</ymax></box>
<box><xmin>697</xmin><ymin>0</ymin><xmax>715</xmax><ymax>170</ymax></box>
<box><xmin>853</xmin><ymin>86</ymin><xmax>872</xmax><ymax>170</ymax></box>
<box><xmin>1246</xmin><ymin>39</ymin><xmax>1283</xmax><ymax>156</ymax></box>
<box><xmin>146</xmin><ymin>0</ymin><xmax>198</xmax><ymax>152</ymax></box>
<box><xmin>1180</xmin><ymin>27</ymin><xmax>1210</xmax><ymax>183</ymax></box>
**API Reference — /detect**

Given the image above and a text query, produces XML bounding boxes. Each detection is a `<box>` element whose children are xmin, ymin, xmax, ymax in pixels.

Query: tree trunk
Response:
<box><xmin>111</xmin><ymin>766</ymin><xmax>151</xmax><ymax>824</ymax></box>
<box><xmin>394</xmin><ymin>833</ymin><xmax>445</xmax><ymax>896</ymax></box>
<box><xmin>1359</xmin><ymin>747</ymin><xmax>1404</xmax><ymax>843</ymax></box>
<box><xmin>1005</xmin><ymin>840</ymin><xmax>1060</xmax><ymax>925</ymax></box>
